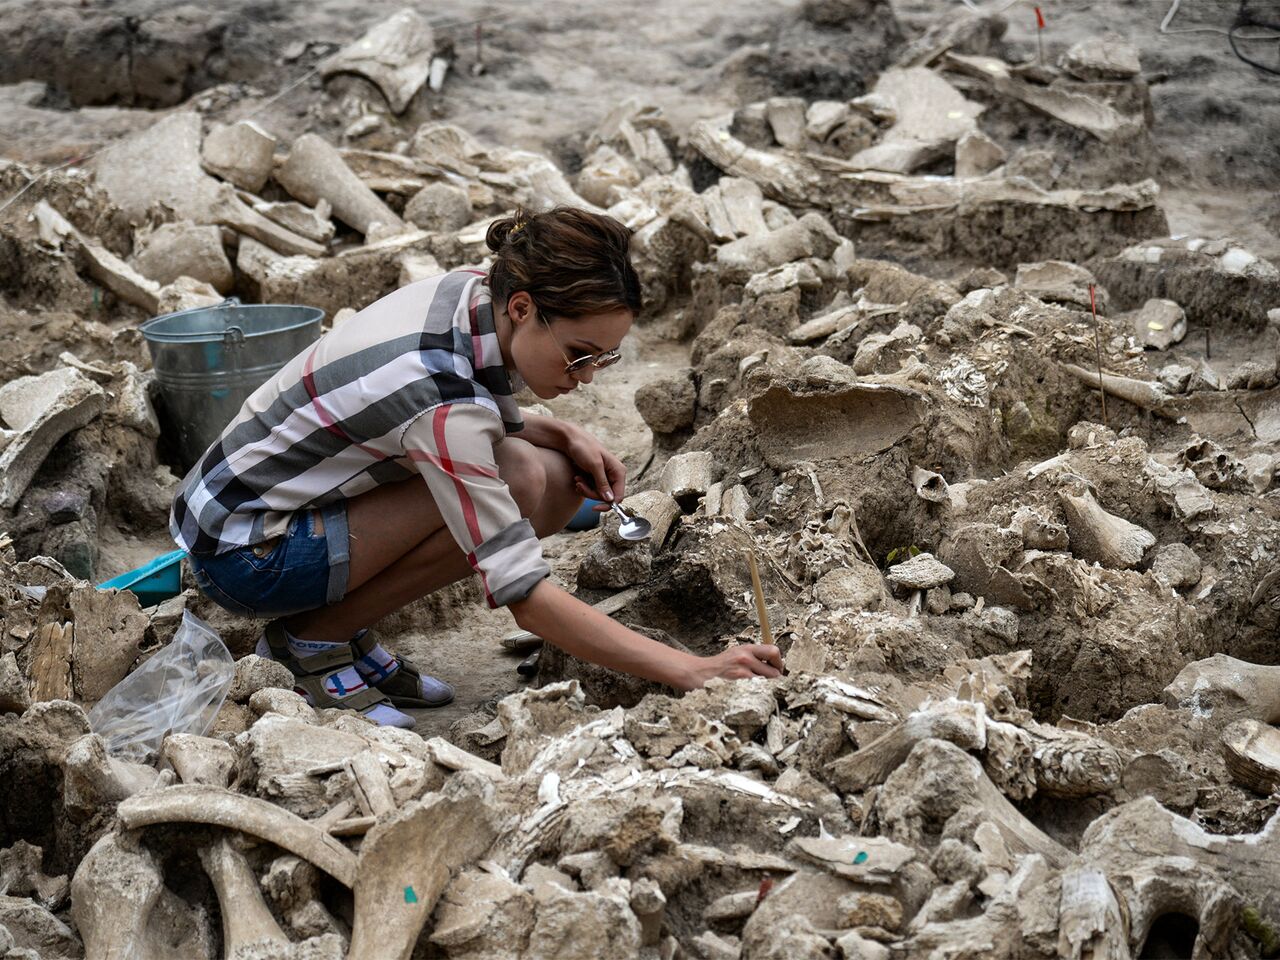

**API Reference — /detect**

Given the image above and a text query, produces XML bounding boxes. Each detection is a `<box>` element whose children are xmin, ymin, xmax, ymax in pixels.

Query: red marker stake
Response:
<box><xmin>1035</xmin><ymin>6</ymin><xmax>1046</xmax><ymax>66</ymax></box>
<box><xmin>1089</xmin><ymin>284</ymin><xmax>1108</xmax><ymax>428</ymax></box>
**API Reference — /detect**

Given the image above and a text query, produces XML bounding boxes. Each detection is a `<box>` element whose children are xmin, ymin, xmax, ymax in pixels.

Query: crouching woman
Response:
<box><xmin>170</xmin><ymin>207</ymin><xmax>782</xmax><ymax>727</ymax></box>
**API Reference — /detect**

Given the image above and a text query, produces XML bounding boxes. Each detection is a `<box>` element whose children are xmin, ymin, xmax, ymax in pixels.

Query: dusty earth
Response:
<box><xmin>2</xmin><ymin>0</ymin><xmax>1280</xmax><ymax>957</ymax></box>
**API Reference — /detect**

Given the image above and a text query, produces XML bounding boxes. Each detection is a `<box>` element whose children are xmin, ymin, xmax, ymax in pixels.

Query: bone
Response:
<box><xmin>160</xmin><ymin>734</ymin><xmax>236</xmax><ymax>787</ymax></box>
<box><xmin>276</xmin><ymin>134</ymin><xmax>406</xmax><ymax>236</ymax></box>
<box><xmin>198</xmin><ymin>835</ymin><xmax>289</xmax><ymax>955</ymax></box>
<box><xmin>344</xmin><ymin>752</ymin><xmax>397</xmax><ymax>818</ymax></box>
<box><xmin>1162</xmin><ymin>655</ymin><xmax>1280</xmax><ymax>724</ymax></box>
<box><xmin>827</xmin><ymin>699</ymin><xmax>986</xmax><ymax>792</ymax></box>
<box><xmin>1056</xmin><ymin>867</ymin><xmax>1130</xmax><ymax>960</ymax></box>
<box><xmin>347</xmin><ymin>773</ymin><xmax>501</xmax><ymax>960</ymax></box>
<box><xmin>62</xmin><ymin>734</ymin><xmax>161</xmax><ymax>818</ymax></box>
<box><xmin>117</xmin><ymin>784</ymin><xmax>358</xmax><ymax>887</ymax></box>
<box><xmin>1060</xmin><ymin>363</ymin><xmax>1173</xmax><ymax>414</ymax></box>
<box><xmin>1220</xmin><ymin>719</ymin><xmax>1280</xmax><ymax>795</ymax></box>
<box><xmin>71</xmin><ymin>832</ymin><xmax>166</xmax><ymax>960</ymax></box>
<box><xmin>1059</xmin><ymin>489</ymin><xmax>1156</xmax><ymax>570</ymax></box>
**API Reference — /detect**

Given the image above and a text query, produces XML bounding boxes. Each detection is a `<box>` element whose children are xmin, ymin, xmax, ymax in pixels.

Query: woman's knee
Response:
<box><xmin>495</xmin><ymin>438</ymin><xmax>548</xmax><ymax>516</ymax></box>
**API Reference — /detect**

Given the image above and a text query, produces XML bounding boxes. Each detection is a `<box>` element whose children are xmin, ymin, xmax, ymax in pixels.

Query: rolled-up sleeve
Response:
<box><xmin>401</xmin><ymin>403</ymin><xmax>550</xmax><ymax>607</ymax></box>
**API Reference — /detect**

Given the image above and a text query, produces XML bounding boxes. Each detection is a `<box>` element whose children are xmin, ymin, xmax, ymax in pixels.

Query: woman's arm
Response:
<box><xmin>519</xmin><ymin>413</ymin><xmax>626</xmax><ymax>506</ymax></box>
<box><xmin>518</xmin><ymin>412</ymin><xmax>575</xmax><ymax>452</ymax></box>
<box><xmin>510</xmin><ymin>580</ymin><xmax>783</xmax><ymax>691</ymax></box>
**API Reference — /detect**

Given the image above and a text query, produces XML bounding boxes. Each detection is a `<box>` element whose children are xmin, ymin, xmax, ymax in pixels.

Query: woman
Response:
<box><xmin>171</xmin><ymin>207</ymin><xmax>783</xmax><ymax>728</ymax></box>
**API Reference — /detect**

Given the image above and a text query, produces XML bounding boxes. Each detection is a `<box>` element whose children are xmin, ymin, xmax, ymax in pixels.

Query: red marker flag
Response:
<box><xmin>1035</xmin><ymin>6</ymin><xmax>1046</xmax><ymax>28</ymax></box>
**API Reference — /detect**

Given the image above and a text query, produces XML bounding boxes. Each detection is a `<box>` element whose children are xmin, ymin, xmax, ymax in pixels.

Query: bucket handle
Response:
<box><xmin>220</xmin><ymin>297</ymin><xmax>245</xmax><ymax>348</ymax></box>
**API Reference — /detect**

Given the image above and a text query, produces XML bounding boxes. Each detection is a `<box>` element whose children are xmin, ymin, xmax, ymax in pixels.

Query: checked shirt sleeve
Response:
<box><xmin>401</xmin><ymin>403</ymin><xmax>551</xmax><ymax>608</ymax></box>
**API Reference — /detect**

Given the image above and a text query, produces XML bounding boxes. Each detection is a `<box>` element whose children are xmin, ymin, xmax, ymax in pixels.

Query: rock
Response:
<box><xmin>252</xmin><ymin>199</ymin><xmax>335</xmax><ymax>245</ymax></box>
<box><xmin>525</xmin><ymin>886</ymin><xmax>641</xmax><ymax>960</ymax></box>
<box><xmin>90</xmin><ymin>112</ymin><xmax>219</xmax><ymax>221</ymax></box>
<box><xmin>634</xmin><ymin>372</ymin><xmax>696</xmax><ymax>434</ymax></box>
<box><xmin>1158</xmin><ymin>363</ymin><xmax>1194</xmax><ymax>394</ymax></box>
<box><xmin>277</xmin><ymin>134</ymin><xmax>405</xmax><ymax>236</ymax></box>
<box><xmin>884</xmin><ymin>552</ymin><xmax>955</xmax><ymax>590</ymax></box>
<box><xmin>321</xmin><ymin>9</ymin><xmax>437</xmax><ymax>114</ymax></box>
<box><xmin>715</xmin><ymin>212</ymin><xmax>841</xmax><ymax>282</ymax></box>
<box><xmin>766</xmin><ymin>96</ymin><xmax>808</xmax><ymax>149</ymax></box>
<box><xmin>1242</xmin><ymin>453</ymin><xmax>1275</xmax><ymax>494</ymax></box>
<box><xmin>954</xmin><ymin>129</ymin><xmax>1005</xmax><ymax>178</ymax></box>
<box><xmin>0</xmin><ymin>654</ymin><xmax>31</xmax><ymax>714</ymax></box>
<box><xmin>132</xmin><ymin>221</ymin><xmax>233</xmax><ymax>293</ymax></box>
<box><xmin>0</xmin><ymin>895</ymin><xmax>79</xmax><ymax>958</ymax></box>
<box><xmin>0</xmin><ymin>368</ymin><xmax>106</xmax><ymax>508</ymax></box>
<box><xmin>836</xmin><ymin>891</ymin><xmax>903</xmax><ymax>930</ymax></box>
<box><xmin>399</xmin><ymin>254</ymin><xmax>444</xmax><ymax>287</ymax></box>
<box><xmin>849</xmin><ymin>67</ymin><xmax>984</xmax><ymax>174</ymax></box>
<box><xmin>836</xmin><ymin>930</ymin><xmax>891</xmax><ymax>960</ymax></box>
<box><xmin>201</xmin><ymin>120</ymin><xmax>277</xmax><ymax>193</ymax></box>
<box><xmin>228</xmin><ymin>655</ymin><xmax>295</xmax><ymax>704</ymax></box>
<box><xmin>807</xmin><ymin>100</ymin><xmax>850</xmax><ymax>141</ymax></box>
<box><xmin>577</xmin><ymin>539</ymin><xmax>652</xmax><ymax>590</ymax></box>
<box><xmin>1014</xmin><ymin>260</ymin><xmax>1104</xmax><ymax>311</ymax></box>
<box><xmin>1149</xmin><ymin>543</ymin><xmax>1202</xmax><ymax>590</ymax></box>
<box><xmin>576</xmin><ymin>146</ymin><xmax>642</xmax><ymax>208</ymax></box>
<box><xmin>813</xmin><ymin>564</ymin><xmax>882</xmax><ymax>611</ymax></box>
<box><xmin>1131</xmin><ymin>298</ymin><xmax>1186</xmax><ymax>350</ymax></box>
<box><xmin>403</xmin><ymin>182</ymin><xmax>472</xmax><ymax>233</ymax></box>
<box><xmin>1061</xmin><ymin>36</ymin><xmax>1141</xmax><ymax>82</ymax></box>
<box><xmin>1226</xmin><ymin>359</ymin><xmax>1278</xmax><ymax>391</ymax></box>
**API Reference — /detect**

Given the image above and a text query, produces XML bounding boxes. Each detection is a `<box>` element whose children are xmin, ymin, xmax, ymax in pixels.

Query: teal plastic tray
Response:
<box><xmin>98</xmin><ymin>549</ymin><xmax>186</xmax><ymax>607</ymax></box>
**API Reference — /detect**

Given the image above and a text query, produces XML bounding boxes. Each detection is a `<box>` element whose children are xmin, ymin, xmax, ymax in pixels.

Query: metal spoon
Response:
<box><xmin>608</xmin><ymin>500</ymin><xmax>652</xmax><ymax>541</ymax></box>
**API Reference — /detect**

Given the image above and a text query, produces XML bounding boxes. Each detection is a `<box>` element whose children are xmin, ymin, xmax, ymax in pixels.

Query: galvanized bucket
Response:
<box><xmin>140</xmin><ymin>298</ymin><xmax>323</xmax><ymax>469</ymax></box>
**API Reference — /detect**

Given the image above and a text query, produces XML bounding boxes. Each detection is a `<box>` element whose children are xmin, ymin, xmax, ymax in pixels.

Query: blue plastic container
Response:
<box><xmin>565</xmin><ymin>499</ymin><xmax>603</xmax><ymax>532</ymax></box>
<box><xmin>98</xmin><ymin>550</ymin><xmax>186</xmax><ymax>607</ymax></box>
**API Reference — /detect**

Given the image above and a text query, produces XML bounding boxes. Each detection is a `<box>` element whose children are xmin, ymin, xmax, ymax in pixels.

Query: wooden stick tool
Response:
<box><xmin>744</xmin><ymin>548</ymin><xmax>773</xmax><ymax>646</ymax></box>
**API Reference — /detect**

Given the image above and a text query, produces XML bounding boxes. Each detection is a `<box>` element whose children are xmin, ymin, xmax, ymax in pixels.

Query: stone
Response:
<box><xmin>525</xmin><ymin>887</ymin><xmax>641</xmax><ymax>960</ymax></box>
<box><xmin>398</xmin><ymin>254</ymin><xmax>444</xmax><ymax>287</ymax></box>
<box><xmin>766</xmin><ymin>96</ymin><xmax>808</xmax><ymax>149</ymax></box>
<box><xmin>1226</xmin><ymin>359</ymin><xmax>1278</xmax><ymax>391</ymax></box>
<box><xmin>836</xmin><ymin>930</ymin><xmax>891</xmax><ymax>960</ymax></box>
<box><xmin>954</xmin><ymin>129</ymin><xmax>1006</xmax><ymax>178</ymax></box>
<box><xmin>813</xmin><ymin>564</ymin><xmax>883</xmax><ymax>611</ymax></box>
<box><xmin>228</xmin><ymin>655</ymin><xmax>296</xmax><ymax>704</ymax></box>
<box><xmin>132</xmin><ymin>221</ymin><xmax>233</xmax><ymax>292</ymax></box>
<box><xmin>277</xmin><ymin>134</ymin><xmax>405</xmax><ymax>236</ymax></box>
<box><xmin>403</xmin><ymin>182</ymin><xmax>472</xmax><ymax>233</ymax></box>
<box><xmin>201</xmin><ymin>120</ymin><xmax>277</xmax><ymax>193</ymax></box>
<box><xmin>0</xmin><ymin>895</ymin><xmax>79</xmax><ymax>958</ymax></box>
<box><xmin>1131</xmin><ymin>298</ymin><xmax>1186</xmax><ymax>350</ymax></box>
<box><xmin>577</xmin><ymin>539</ymin><xmax>652</xmax><ymax>590</ymax></box>
<box><xmin>1242</xmin><ymin>453</ymin><xmax>1275</xmax><ymax>494</ymax></box>
<box><xmin>252</xmin><ymin>199</ymin><xmax>336</xmax><ymax>245</ymax></box>
<box><xmin>0</xmin><ymin>368</ymin><xmax>106</xmax><ymax>508</ymax></box>
<box><xmin>715</xmin><ymin>212</ymin><xmax>840</xmax><ymax>282</ymax></box>
<box><xmin>884</xmin><ymin>552</ymin><xmax>955</xmax><ymax>590</ymax></box>
<box><xmin>0</xmin><ymin>654</ymin><xmax>31</xmax><ymax>714</ymax></box>
<box><xmin>1148</xmin><ymin>543</ymin><xmax>1202</xmax><ymax>590</ymax></box>
<box><xmin>1158</xmin><ymin>363</ymin><xmax>1194</xmax><ymax>394</ymax></box>
<box><xmin>1014</xmin><ymin>260</ymin><xmax>1104</xmax><ymax>311</ymax></box>
<box><xmin>836</xmin><ymin>891</ymin><xmax>903</xmax><ymax>931</ymax></box>
<box><xmin>849</xmin><ymin>67</ymin><xmax>984</xmax><ymax>173</ymax></box>
<box><xmin>1061</xmin><ymin>36</ymin><xmax>1141</xmax><ymax>82</ymax></box>
<box><xmin>321</xmin><ymin>9</ymin><xmax>437</xmax><ymax>114</ymax></box>
<box><xmin>634</xmin><ymin>372</ymin><xmax>697</xmax><ymax>434</ymax></box>
<box><xmin>576</xmin><ymin>146</ymin><xmax>642</xmax><ymax>208</ymax></box>
<box><xmin>90</xmin><ymin>112</ymin><xmax>219</xmax><ymax>220</ymax></box>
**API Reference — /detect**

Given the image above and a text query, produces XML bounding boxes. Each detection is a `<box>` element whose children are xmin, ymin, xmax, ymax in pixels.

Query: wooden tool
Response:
<box><xmin>744</xmin><ymin>549</ymin><xmax>773</xmax><ymax>646</ymax></box>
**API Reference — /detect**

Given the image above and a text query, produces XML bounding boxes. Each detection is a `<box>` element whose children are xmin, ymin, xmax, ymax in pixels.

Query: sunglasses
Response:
<box><xmin>535</xmin><ymin>306</ymin><xmax>622</xmax><ymax>377</ymax></box>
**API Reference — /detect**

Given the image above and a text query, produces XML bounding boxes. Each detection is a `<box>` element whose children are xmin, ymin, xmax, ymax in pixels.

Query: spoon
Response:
<box><xmin>608</xmin><ymin>500</ymin><xmax>652</xmax><ymax>541</ymax></box>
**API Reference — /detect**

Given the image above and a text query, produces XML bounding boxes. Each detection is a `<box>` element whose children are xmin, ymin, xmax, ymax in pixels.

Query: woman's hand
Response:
<box><xmin>671</xmin><ymin>644</ymin><xmax>785</xmax><ymax>692</ymax></box>
<box><xmin>563</xmin><ymin>426</ymin><xmax>627</xmax><ymax>509</ymax></box>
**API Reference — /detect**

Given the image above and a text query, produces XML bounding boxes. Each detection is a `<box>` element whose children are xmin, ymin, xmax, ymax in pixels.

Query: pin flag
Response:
<box><xmin>1035</xmin><ymin>7</ymin><xmax>1046</xmax><ymax>66</ymax></box>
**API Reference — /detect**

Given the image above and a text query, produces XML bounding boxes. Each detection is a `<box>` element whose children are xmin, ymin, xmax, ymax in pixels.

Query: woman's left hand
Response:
<box><xmin>563</xmin><ymin>427</ymin><xmax>627</xmax><ymax>509</ymax></box>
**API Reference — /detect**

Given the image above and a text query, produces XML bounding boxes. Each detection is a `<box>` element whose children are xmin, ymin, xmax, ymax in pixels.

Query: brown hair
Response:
<box><xmin>485</xmin><ymin>206</ymin><xmax>642</xmax><ymax>320</ymax></box>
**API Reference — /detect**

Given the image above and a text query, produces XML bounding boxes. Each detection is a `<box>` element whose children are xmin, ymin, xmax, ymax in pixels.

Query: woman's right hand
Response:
<box><xmin>672</xmin><ymin>644</ymin><xmax>784</xmax><ymax>692</ymax></box>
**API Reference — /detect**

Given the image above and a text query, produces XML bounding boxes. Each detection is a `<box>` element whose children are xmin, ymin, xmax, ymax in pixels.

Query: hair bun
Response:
<box><xmin>485</xmin><ymin>211</ymin><xmax>531</xmax><ymax>253</ymax></box>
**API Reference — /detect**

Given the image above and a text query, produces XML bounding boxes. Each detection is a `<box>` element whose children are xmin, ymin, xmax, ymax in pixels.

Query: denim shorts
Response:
<box><xmin>189</xmin><ymin>501</ymin><xmax>350</xmax><ymax>620</ymax></box>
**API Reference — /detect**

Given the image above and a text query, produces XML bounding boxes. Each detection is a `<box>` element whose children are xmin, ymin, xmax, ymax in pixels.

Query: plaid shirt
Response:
<box><xmin>171</xmin><ymin>270</ymin><xmax>550</xmax><ymax>608</ymax></box>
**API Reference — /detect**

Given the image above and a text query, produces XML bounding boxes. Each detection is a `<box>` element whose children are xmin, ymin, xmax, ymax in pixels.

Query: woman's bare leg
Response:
<box><xmin>282</xmin><ymin>439</ymin><xmax>582</xmax><ymax>641</ymax></box>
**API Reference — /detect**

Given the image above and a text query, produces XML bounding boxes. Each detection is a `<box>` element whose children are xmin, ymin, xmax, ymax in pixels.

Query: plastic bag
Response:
<box><xmin>88</xmin><ymin>610</ymin><xmax>235</xmax><ymax>762</ymax></box>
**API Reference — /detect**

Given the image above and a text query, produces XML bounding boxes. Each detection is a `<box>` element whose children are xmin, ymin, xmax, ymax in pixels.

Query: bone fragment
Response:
<box><xmin>1028</xmin><ymin>722</ymin><xmax>1124</xmax><ymax>798</ymax></box>
<box><xmin>911</xmin><ymin>466</ymin><xmax>950</xmax><ymax>503</ymax></box>
<box><xmin>1059</xmin><ymin>489</ymin><xmax>1155</xmax><ymax>570</ymax></box>
<box><xmin>687</xmin><ymin>119</ymin><xmax>820</xmax><ymax>206</ymax></box>
<box><xmin>1162</xmin><ymin>654</ymin><xmax>1280</xmax><ymax>724</ymax></box>
<box><xmin>348</xmin><ymin>774</ymin><xmax>500</xmax><ymax>960</ymax></box>
<box><xmin>277</xmin><ymin>134</ymin><xmax>405</xmax><ymax>236</ymax></box>
<box><xmin>313</xmin><ymin>799</ymin><xmax>356</xmax><ymax>832</ymax></box>
<box><xmin>62</xmin><ymin>734</ymin><xmax>160</xmax><ymax>817</ymax></box>
<box><xmin>1221</xmin><ymin>719</ymin><xmax>1280</xmax><ymax>795</ymax></box>
<box><xmin>345</xmin><ymin>752</ymin><xmax>397</xmax><ymax>817</ymax></box>
<box><xmin>160</xmin><ymin>733</ymin><xmax>236</xmax><ymax>786</ymax></box>
<box><xmin>424</xmin><ymin>737</ymin><xmax>506</xmax><ymax>780</ymax></box>
<box><xmin>71</xmin><ymin>833</ymin><xmax>166</xmax><ymax>960</ymax></box>
<box><xmin>198</xmin><ymin>835</ymin><xmax>289</xmax><ymax>955</ymax></box>
<box><xmin>827</xmin><ymin>699</ymin><xmax>986</xmax><ymax>792</ymax></box>
<box><xmin>1060</xmin><ymin>363</ymin><xmax>1172</xmax><ymax>415</ymax></box>
<box><xmin>117</xmin><ymin>784</ymin><xmax>358</xmax><ymax>886</ymax></box>
<box><xmin>1056</xmin><ymin>867</ymin><xmax>1131</xmax><ymax>960</ymax></box>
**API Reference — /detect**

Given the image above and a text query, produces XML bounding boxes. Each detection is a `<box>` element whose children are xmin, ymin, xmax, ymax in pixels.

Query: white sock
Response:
<box><xmin>353</xmin><ymin>638</ymin><xmax>401</xmax><ymax>683</ymax></box>
<box><xmin>255</xmin><ymin>631</ymin><xmax>415</xmax><ymax>729</ymax></box>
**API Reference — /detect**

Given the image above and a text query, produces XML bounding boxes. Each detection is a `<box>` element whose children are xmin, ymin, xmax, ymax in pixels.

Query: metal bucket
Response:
<box><xmin>140</xmin><ymin>298</ymin><xmax>323</xmax><ymax>470</ymax></box>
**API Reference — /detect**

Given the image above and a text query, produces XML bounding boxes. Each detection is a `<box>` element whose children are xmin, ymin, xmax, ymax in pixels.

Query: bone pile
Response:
<box><xmin>1</xmin><ymin>1</ymin><xmax>1280</xmax><ymax>957</ymax></box>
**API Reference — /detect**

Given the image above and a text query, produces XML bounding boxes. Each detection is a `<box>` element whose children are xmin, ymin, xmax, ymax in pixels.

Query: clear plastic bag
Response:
<box><xmin>88</xmin><ymin>610</ymin><xmax>235</xmax><ymax>762</ymax></box>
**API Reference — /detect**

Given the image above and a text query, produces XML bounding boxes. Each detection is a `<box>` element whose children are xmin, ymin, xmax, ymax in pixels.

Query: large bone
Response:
<box><xmin>62</xmin><ymin>734</ymin><xmax>161</xmax><ymax>818</ymax></box>
<box><xmin>344</xmin><ymin>752</ymin><xmax>396</xmax><ymax>817</ymax></box>
<box><xmin>1060</xmin><ymin>363</ymin><xmax>1173</xmax><ymax>415</ymax></box>
<box><xmin>117</xmin><ymin>784</ymin><xmax>358</xmax><ymax>887</ymax></box>
<box><xmin>1057</xmin><ymin>867</ymin><xmax>1131</xmax><ymax>960</ymax></box>
<box><xmin>827</xmin><ymin>699</ymin><xmax>986</xmax><ymax>792</ymax></box>
<box><xmin>1082</xmin><ymin>797</ymin><xmax>1280</xmax><ymax>947</ymax></box>
<box><xmin>199</xmin><ymin>835</ymin><xmax>289</xmax><ymax>956</ymax></box>
<box><xmin>687</xmin><ymin>119</ymin><xmax>822</xmax><ymax>206</ymax></box>
<box><xmin>160</xmin><ymin>733</ymin><xmax>236</xmax><ymax>786</ymax></box>
<box><xmin>1162</xmin><ymin>654</ymin><xmax>1280</xmax><ymax>724</ymax></box>
<box><xmin>1059</xmin><ymin>489</ymin><xmax>1155</xmax><ymax>570</ymax></box>
<box><xmin>347</xmin><ymin>772</ymin><xmax>501</xmax><ymax>960</ymax></box>
<box><xmin>277</xmin><ymin>134</ymin><xmax>405</xmax><ymax>236</ymax></box>
<box><xmin>1220</xmin><ymin>719</ymin><xmax>1280</xmax><ymax>795</ymax></box>
<box><xmin>71</xmin><ymin>832</ymin><xmax>166</xmax><ymax>960</ymax></box>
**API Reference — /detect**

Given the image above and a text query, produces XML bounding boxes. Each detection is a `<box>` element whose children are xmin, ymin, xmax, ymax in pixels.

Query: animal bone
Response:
<box><xmin>1162</xmin><ymin>655</ymin><xmax>1280</xmax><ymax>724</ymax></box>
<box><xmin>1056</xmin><ymin>867</ymin><xmax>1131</xmax><ymax>960</ymax></box>
<box><xmin>1027</xmin><ymin>722</ymin><xmax>1124</xmax><ymax>798</ymax></box>
<box><xmin>344</xmin><ymin>752</ymin><xmax>397</xmax><ymax>817</ymax></box>
<box><xmin>1058</xmin><ymin>489</ymin><xmax>1155</xmax><ymax>570</ymax></box>
<box><xmin>827</xmin><ymin>699</ymin><xmax>986</xmax><ymax>792</ymax></box>
<box><xmin>62</xmin><ymin>734</ymin><xmax>160</xmax><ymax>818</ymax></box>
<box><xmin>347</xmin><ymin>772</ymin><xmax>501</xmax><ymax>960</ymax></box>
<box><xmin>117</xmin><ymin>784</ymin><xmax>358</xmax><ymax>886</ymax></box>
<box><xmin>1060</xmin><ymin>363</ymin><xmax>1173</xmax><ymax>415</ymax></box>
<box><xmin>911</xmin><ymin>466</ymin><xmax>950</xmax><ymax>503</ymax></box>
<box><xmin>0</xmin><ymin>841</ymin><xmax>67</xmax><ymax>909</ymax></box>
<box><xmin>160</xmin><ymin>733</ymin><xmax>236</xmax><ymax>786</ymax></box>
<box><xmin>1220</xmin><ymin>719</ymin><xmax>1280</xmax><ymax>795</ymax></box>
<box><xmin>199</xmin><ymin>835</ymin><xmax>289</xmax><ymax>955</ymax></box>
<box><xmin>71</xmin><ymin>832</ymin><xmax>166</xmax><ymax>960</ymax></box>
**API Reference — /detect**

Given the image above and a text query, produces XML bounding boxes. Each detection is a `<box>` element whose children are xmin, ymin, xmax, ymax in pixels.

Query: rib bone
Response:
<box><xmin>199</xmin><ymin>835</ymin><xmax>289</xmax><ymax>956</ymax></box>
